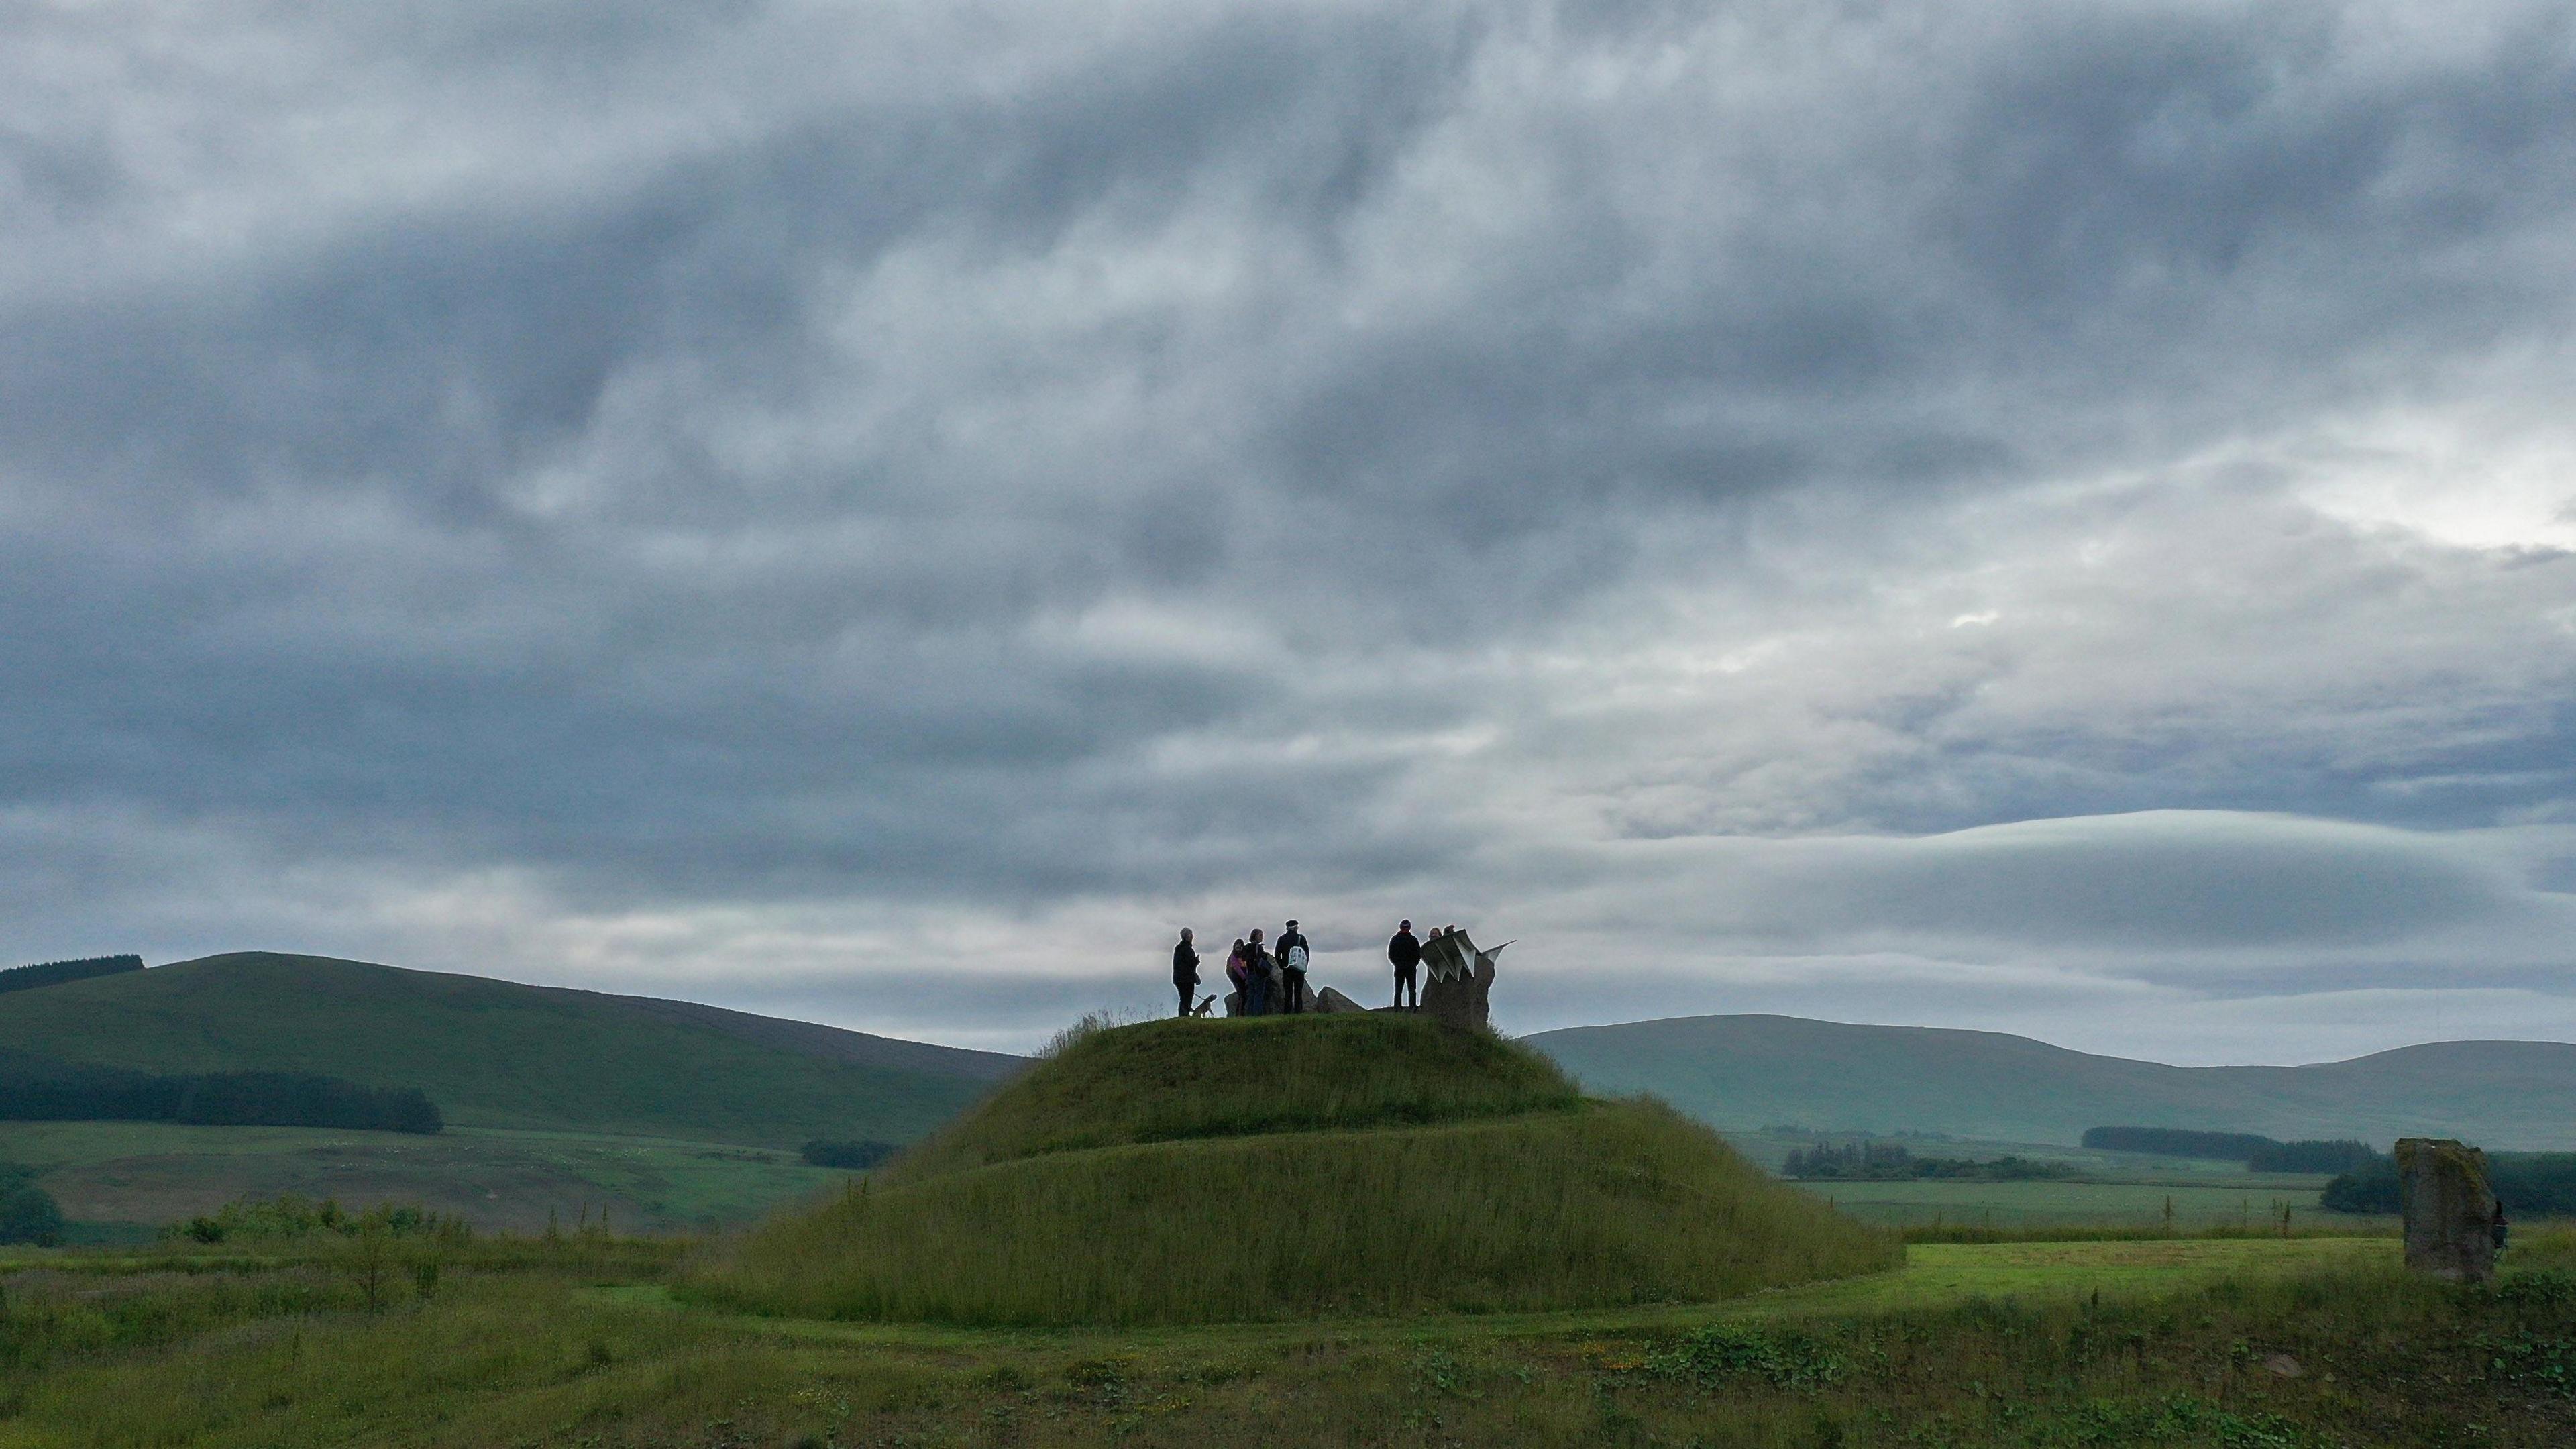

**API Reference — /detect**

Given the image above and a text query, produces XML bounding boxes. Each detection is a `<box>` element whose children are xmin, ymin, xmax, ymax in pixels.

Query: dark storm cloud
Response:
<box><xmin>4</xmin><ymin>0</ymin><xmax>2575</xmax><ymax>1053</ymax></box>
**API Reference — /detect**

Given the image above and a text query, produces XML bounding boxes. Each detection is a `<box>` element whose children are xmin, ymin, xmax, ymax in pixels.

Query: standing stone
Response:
<box><xmin>2397</xmin><ymin>1137</ymin><xmax>2499</xmax><ymax>1283</ymax></box>
<box><xmin>1418</xmin><ymin>932</ymin><xmax>1506</xmax><ymax>1031</ymax></box>
<box><xmin>1312</xmin><ymin>986</ymin><xmax>1370</xmax><ymax>1014</ymax></box>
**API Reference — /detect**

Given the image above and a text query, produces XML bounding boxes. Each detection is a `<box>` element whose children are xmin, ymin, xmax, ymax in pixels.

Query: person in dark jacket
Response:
<box><xmin>1246</xmin><ymin>928</ymin><xmax>1273</xmax><ymax>1015</ymax></box>
<box><xmin>1387</xmin><ymin>919</ymin><xmax>1421</xmax><ymax>1009</ymax></box>
<box><xmin>1171</xmin><ymin>929</ymin><xmax>1199</xmax><ymax>1018</ymax></box>
<box><xmin>1277</xmin><ymin>919</ymin><xmax>1311</xmax><ymax>1014</ymax></box>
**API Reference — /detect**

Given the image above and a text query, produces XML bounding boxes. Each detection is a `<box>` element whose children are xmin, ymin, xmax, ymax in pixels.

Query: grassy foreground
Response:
<box><xmin>700</xmin><ymin>1015</ymin><xmax>1895</xmax><ymax>1325</ymax></box>
<box><xmin>1</xmin><ymin>1230</ymin><xmax>2571</xmax><ymax>1446</ymax></box>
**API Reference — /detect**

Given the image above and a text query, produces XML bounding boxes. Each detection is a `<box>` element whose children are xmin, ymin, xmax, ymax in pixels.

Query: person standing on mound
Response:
<box><xmin>1170</xmin><ymin>928</ymin><xmax>1199</xmax><ymax>1018</ymax></box>
<box><xmin>1276</xmin><ymin>918</ymin><xmax>1311</xmax><ymax>1014</ymax></box>
<box><xmin>1246</xmin><ymin>928</ymin><xmax>1273</xmax><ymax>1016</ymax></box>
<box><xmin>1224</xmin><ymin>938</ymin><xmax>1250</xmax><ymax>1013</ymax></box>
<box><xmin>1387</xmin><ymin>919</ymin><xmax>1421</xmax><ymax>1010</ymax></box>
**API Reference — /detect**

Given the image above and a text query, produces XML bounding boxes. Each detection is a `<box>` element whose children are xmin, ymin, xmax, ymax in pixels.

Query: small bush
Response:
<box><xmin>1642</xmin><ymin>1325</ymin><xmax>1845</xmax><ymax>1391</ymax></box>
<box><xmin>0</xmin><ymin>1183</ymin><xmax>64</xmax><ymax>1246</ymax></box>
<box><xmin>164</xmin><ymin>1195</ymin><xmax>469</xmax><ymax>1246</ymax></box>
<box><xmin>2497</xmin><ymin>1269</ymin><xmax>2576</xmax><ymax>1306</ymax></box>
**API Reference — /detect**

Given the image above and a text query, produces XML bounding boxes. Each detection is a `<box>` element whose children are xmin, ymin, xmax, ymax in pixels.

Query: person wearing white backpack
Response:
<box><xmin>1275</xmin><ymin>919</ymin><xmax>1311</xmax><ymax>1014</ymax></box>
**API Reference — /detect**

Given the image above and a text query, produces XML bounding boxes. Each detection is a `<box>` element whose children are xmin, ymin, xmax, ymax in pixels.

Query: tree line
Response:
<box><xmin>0</xmin><ymin>953</ymin><xmax>144</xmax><ymax>996</ymax></box>
<box><xmin>2322</xmin><ymin>1152</ymin><xmax>2576</xmax><ymax>1216</ymax></box>
<box><xmin>2082</xmin><ymin>1126</ymin><xmax>2377</xmax><ymax>1173</ymax></box>
<box><xmin>1781</xmin><ymin>1140</ymin><xmax>2076</xmax><ymax>1182</ymax></box>
<box><xmin>0</xmin><ymin>1049</ymin><xmax>441</xmax><ymax>1134</ymax></box>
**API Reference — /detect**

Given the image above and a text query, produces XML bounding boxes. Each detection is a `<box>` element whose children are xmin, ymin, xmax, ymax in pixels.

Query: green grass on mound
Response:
<box><xmin>879</xmin><ymin>1013</ymin><xmax>1584</xmax><ymax>1183</ymax></box>
<box><xmin>700</xmin><ymin>1014</ymin><xmax>1899</xmax><ymax>1327</ymax></box>
<box><xmin>705</xmin><ymin>1102</ymin><xmax>1896</xmax><ymax>1326</ymax></box>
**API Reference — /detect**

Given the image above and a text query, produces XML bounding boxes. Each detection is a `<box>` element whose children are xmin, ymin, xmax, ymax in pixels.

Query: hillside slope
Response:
<box><xmin>1527</xmin><ymin>1016</ymin><xmax>2576</xmax><ymax>1150</ymax></box>
<box><xmin>704</xmin><ymin>1014</ymin><xmax>1896</xmax><ymax>1325</ymax></box>
<box><xmin>0</xmin><ymin>953</ymin><xmax>1017</xmax><ymax>1148</ymax></box>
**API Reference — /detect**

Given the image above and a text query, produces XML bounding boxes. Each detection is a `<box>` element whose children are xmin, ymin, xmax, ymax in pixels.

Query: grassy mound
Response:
<box><xmin>880</xmin><ymin>1012</ymin><xmax>1582</xmax><ymax>1181</ymax></box>
<box><xmin>699</xmin><ymin>1017</ymin><xmax>1898</xmax><ymax>1326</ymax></box>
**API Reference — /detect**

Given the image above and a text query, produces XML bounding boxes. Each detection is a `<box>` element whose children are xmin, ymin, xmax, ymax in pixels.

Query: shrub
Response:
<box><xmin>0</xmin><ymin>1183</ymin><xmax>64</xmax><ymax>1246</ymax></box>
<box><xmin>1643</xmin><ymin>1325</ymin><xmax>1845</xmax><ymax>1392</ymax></box>
<box><xmin>166</xmin><ymin>1194</ymin><xmax>469</xmax><ymax>1245</ymax></box>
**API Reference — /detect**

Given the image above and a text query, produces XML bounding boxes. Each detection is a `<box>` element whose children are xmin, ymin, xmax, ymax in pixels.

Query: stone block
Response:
<box><xmin>2397</xmin><ymin>1137</ymin><xmax>2498</xmax><ymax>1283</ymax></box>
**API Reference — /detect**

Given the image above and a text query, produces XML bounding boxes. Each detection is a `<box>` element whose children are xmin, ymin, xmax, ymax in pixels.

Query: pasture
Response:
<box><xmin>1799</xmin><ymin>1176</ymin><xmax>2361</xmax><ymax>1231</ymax></box>
<box><xmin>0</xmin><ymin>1120</ymin><xmax>848</xmax><ymax>1237</ymax></box>
<box><xmin>0</xmin><ymin>1228</ymin><xmax>2568</xmax><ymax>1446</ymax></box>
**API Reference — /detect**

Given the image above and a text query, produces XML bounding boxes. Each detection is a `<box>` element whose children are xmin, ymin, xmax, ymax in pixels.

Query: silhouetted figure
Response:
<box><xmin>1277</xmin><ymin>919</ymin><xmax>1310</xmax><ymax>1014</ymax></box>
<box><xmin>1171</xmin><ymin>929</ymin><xmax>1199</xmax><ymax>1018</ymax></box>
<box><xmin>1246</xmin><ymin>928</ymin><xmax>1274</xmax><ymax>1016</ymax></box>
<box><xmin>2495</xmin><ymin>1201</ymin><xmax>2511</xmax><ymax>1257</ymax></box>
<box><xmin>1387</xmin><ymin>919</ymin><xmax>1421</xmax><ymax>1010</ymax></box>
<box><xmin>1224</xmin><ymin>938</ymin><xmax>1250</xmax><ymax>1015</ymax></box>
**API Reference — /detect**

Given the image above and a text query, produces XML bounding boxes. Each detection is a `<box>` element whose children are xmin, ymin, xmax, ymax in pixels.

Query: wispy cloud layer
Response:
<box><xmin>5</xmin><ymin>1</ymin><xmax>2573</xmax><ymax>1057</ymax></box>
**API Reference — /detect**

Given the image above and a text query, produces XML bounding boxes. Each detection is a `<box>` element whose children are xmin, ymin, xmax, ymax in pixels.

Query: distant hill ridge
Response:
<box><xmin>1527</xmin><ymin>1014</ymin><xmax>2576</xmax><ymax>1152</ymax></box>
<box><xmin>0</xmin><ymin>952</ymin><xmax>1020</xmax><ymax>1148</ymax></box>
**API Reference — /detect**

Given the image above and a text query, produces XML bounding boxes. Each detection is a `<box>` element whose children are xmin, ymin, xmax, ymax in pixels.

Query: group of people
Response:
<box><xmin>1167</xmin><ymin>917</ymin><xmax>1466</xmax><ymax>1017</ymax></box>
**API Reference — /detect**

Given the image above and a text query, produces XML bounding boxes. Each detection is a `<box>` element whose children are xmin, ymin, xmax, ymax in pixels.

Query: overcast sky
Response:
<box><xmin>6</xmin><ymin>0</ymin><xmax>2574</xmax><ymax>1060</ymax></box>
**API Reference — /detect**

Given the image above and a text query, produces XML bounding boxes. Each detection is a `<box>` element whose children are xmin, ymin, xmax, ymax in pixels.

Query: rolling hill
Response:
<box><xmin>1527</xmin><ymin>1015</ymin><xmax>2576</xmax><ymax>1151</ymax></box>
<box><xmin>0</xmin><ymin>952</ymin><xmax>1019</xmax><ymax>1148</ymax></box>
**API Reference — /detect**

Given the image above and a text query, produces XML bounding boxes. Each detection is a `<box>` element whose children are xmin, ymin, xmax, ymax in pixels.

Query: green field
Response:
<box><xmin>0</xmin><ymin>1120</ymin><xmax>857</xmax><ymax>1236</ymax></box>
<box><xmin>1796</xmin><ymin>1176</ymin><xmax>2357</xmax><ymax>1230</ymax></box>
<box><xmin>0</xmin><ymin>1230</ymin><xmax>2567</xmax><ymax>1446</ymax></box>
